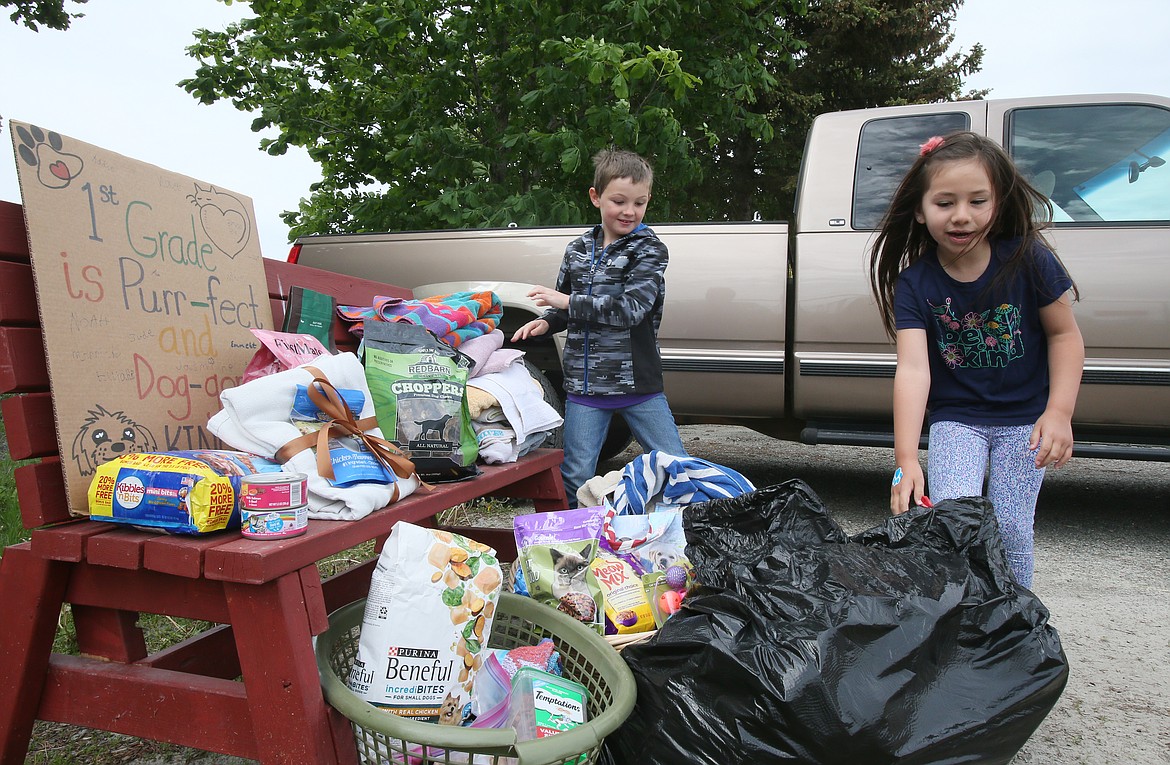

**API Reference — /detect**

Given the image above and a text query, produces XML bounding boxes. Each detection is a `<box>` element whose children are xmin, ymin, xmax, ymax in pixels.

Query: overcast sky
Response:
<box><xmin>2</xmin><ymin>0</ymin><xmax>1168</xmax><ymax>258</ymax></box>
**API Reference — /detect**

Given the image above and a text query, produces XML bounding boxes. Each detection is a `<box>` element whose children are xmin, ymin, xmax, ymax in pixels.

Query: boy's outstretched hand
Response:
<box><xmin>527</xmin><ymin>286</ymin><xmax>569</xmax><ymax>311</ymax></box>
<box><xmin>511</xmin><ymin>318</ymin><xmax>549</xmax><ymax>343</ymax></box>
<box><xmin>511</xmin><ymin>285</ymin><xmax>568</xmax><ymax>341</ymax></box>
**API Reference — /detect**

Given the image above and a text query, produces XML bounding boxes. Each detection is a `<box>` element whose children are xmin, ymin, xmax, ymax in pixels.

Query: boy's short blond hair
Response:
<box><xmin>592</xmin><ymin>148</ymin><xmax>654</xmax><ymax>194</ymax></box>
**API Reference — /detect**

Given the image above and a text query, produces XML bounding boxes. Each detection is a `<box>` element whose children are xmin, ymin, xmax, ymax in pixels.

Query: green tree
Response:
<box><xmin>183</xmin><ymin>0</ymin><xmax>982</xmax><ymax>239</ymax></box>
<box><xmin>4</xmin><ymin>0</ymin><xmax>86</xmax><ymax>30</ymax></box>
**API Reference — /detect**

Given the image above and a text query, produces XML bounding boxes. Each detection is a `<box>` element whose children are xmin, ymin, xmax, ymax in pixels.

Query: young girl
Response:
<box><xmin>512</xmin><ymin>148</ymin><xmax>688</xmax><ymax>507</ymax></box>
<box><xmin>869</xmin><ymin>131</ymin><xmax>1084</xmax><ymax>588</ymax></box>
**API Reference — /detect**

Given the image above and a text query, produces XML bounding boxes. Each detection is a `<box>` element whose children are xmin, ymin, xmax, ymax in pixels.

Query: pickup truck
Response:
<box><xmin>290</xmin><ymin>93</ymin><xmax>1170</xmax><ymax>461</ymax></box>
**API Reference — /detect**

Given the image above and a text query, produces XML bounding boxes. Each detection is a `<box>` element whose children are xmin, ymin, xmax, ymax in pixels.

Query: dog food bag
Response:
<box><xmin>362</xmin><ymin>321</ymin><xmax>479</xmax><ymax>481</ymax></box>
<box><xmin>88</xmin><ymin>450</ymin><xmax>283</xmax><ymax>534</ymax></box>
<box><xmin>603</xmin><ymin>510</ymin><xmax>694</xmax><ymax>584</ymax></box>
<box><xmin>347</xmin><ymin>522</ymin><xmax>503</xmax><ymax>724</ymax></box>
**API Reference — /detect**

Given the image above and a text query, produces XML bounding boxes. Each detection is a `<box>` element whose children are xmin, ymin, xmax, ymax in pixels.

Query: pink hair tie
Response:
<box><xmin>919</xmin><ymin>136</ymin><xmax>945</xmax><ymax>156</ymax></box>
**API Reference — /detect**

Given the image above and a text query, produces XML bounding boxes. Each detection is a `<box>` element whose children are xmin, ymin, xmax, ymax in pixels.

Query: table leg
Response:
<box><xmin>224</xmin><ymin>571</ymin><xmax>349</xmax><ymax>765</ymax></box>
<box><xmin>0</xmin><ymin>544</ymin><xmax>69</xmax><ymax>764</ymax></box>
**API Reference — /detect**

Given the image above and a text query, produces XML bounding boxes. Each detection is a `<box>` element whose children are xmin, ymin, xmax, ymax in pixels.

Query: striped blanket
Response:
<box><xmin>608</xmin><ymin>450</ymin><xmax>756</xmax><ymax>516</ymax></box>
<box><xmin>337</xmin><ymin>291</ymin><xmax>502</xmax><ymax>348</ymax></box>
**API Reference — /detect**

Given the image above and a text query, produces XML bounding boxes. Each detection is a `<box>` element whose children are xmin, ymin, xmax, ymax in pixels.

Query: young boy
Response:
<box><xmin>511</xmin><ymin>148</ymin><xmax>688</xmax><ymax>507</ymax></box>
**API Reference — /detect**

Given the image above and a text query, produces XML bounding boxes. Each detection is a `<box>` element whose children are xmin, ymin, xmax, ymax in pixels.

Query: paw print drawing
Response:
<box><xmin>15</xmin><ymin>124</ymin><xmax>84</xmax><ymax>190</ymax></box>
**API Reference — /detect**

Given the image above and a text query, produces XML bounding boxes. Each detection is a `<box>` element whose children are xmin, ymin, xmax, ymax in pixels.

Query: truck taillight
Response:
<box><xmin>287</xmin><ymin>243</ymin><xmax>302</xmax><ymax>263</ymax></box>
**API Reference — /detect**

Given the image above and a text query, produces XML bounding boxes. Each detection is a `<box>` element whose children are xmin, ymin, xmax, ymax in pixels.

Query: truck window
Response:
<box><xmin>1007</xmin><ymin>104</ymin><xmax>1170</xmax><ymax>223</ymax></box>
<box><xmin>852</xmin><ymin>113</ymin><xmax>970</xmax><ymax>230</ymax></box>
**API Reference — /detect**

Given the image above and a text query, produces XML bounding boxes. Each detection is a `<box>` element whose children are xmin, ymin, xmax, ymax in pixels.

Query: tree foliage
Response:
<box><xmin>183</xmin><ymin>0</ymin><xmax>983</xmax><ymax>240</ymax></box>
<box><xmin>4</xmin><ymin>0</ymin><xmax>86</xmax><ymax>30</ymax></box>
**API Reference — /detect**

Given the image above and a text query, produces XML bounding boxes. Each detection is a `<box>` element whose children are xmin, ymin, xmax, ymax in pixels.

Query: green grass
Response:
<box><xmin>0</xmin><ymin>397</ymin><xmax>32</xmax><ymax>551</ymax></box>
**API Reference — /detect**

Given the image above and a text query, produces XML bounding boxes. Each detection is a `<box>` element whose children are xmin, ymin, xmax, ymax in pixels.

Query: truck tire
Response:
<box><xmin>524</xmin><ymin>360</ymin><xmax>564</xmax><ymax>449</ymax></box>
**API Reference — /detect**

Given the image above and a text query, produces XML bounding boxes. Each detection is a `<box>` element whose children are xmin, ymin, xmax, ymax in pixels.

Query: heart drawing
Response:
<box><xmin>188</xmin><ymin>184</ymin><xmax>252</xmax><ymax>260</ymax></box>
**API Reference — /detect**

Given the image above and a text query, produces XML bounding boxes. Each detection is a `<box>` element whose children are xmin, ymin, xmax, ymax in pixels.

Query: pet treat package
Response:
<box><xmin>281</xmin><ymin>285</ymin><xmax>338</xmax><ymax>351</ymax></box>
<box><xmin>347</xmin><ymin>523</ymin><xmax>503</xmax><ymax>724</ymax></box>
<box><xmin>242</xmin><ymin>328</ymin><xmax>331</xmax><ymax>382</ymax></box>
<box><xmin>362</xmin><ymin>322</ymin><xmax>479</xmax><ymax>481</ymax></box>
<box><xmin>88</xmin><ymin>450</ymin><xmax>283</xmax><ymax>534</ymax></box>
<box><xmin>508</xmin><ymin>667</ymin><xmax>589</xmax><ymax>743</ymax></box>
<box><xmin>603</xmin><ymin>510</ymin><xmax>694</xmax><ymax>584</ymax></box>
<box><xmin>288</xmin><ymin>383</ymin><xmax>397</xmax><ymax>487</ymax></box>
<box><xmin>514</xmin><ymin>506</ymin><xmax>606</xmax><ymax>634</ymax></box>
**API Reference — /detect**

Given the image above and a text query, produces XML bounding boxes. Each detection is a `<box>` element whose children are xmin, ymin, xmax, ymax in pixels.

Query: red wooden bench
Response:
<box><xmin>0</xmin><ymin>199</ymin><xmax>567</xmax><ymax>764</ymax></box>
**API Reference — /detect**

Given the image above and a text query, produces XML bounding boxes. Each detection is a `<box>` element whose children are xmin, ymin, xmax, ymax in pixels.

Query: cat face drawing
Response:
<box><xmin>550</xmin><ymin>545</ymin><xmax>592</xmax><ymax>599</ymax></box>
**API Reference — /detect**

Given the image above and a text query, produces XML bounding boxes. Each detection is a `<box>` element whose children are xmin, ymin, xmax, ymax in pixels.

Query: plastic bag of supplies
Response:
<box><xmin>605</xmin><ymin>479</ymin><xmax>1069</xmax><ymax>765</ymax></box>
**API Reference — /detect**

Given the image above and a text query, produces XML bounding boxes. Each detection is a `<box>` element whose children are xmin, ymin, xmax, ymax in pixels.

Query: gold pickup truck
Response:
<box><xmin>290</xmin><ymin>93</ymin><xmax>1170</xmax><ymax>460</ymax></box>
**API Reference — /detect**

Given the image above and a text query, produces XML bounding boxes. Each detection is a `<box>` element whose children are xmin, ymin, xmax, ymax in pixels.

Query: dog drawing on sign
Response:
<box><xmin>70</xmin><ymin>405</ymin><xmax>158</xmax><ymax>476</ymax></box>
<box><xmin>415</xmin><ymin>413</ymin><xmax>454</xmax><ymax>440</ymax></box>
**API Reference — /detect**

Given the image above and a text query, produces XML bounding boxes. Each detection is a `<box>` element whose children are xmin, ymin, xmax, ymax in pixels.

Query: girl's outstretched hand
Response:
<box><xmin>890</xmin><ymin>463</ymin><xmax>926</xmax><ymax>515</ymax></box>
<box><xmin>1030</xmin><ymin>411</ymin><xmax>1075</xmax><ymax>469</ymax></box>
<box><xmin>510</xmin><ymin>318</ymin><xmax>549</xmax><ymax>342</ymax></box>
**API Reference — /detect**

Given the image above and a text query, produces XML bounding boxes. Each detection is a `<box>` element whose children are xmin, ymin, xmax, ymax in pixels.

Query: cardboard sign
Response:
<box><xmin>10</xmin><ymin>121</ymin><xmax>273</xmax><ymax>515</ymax></box>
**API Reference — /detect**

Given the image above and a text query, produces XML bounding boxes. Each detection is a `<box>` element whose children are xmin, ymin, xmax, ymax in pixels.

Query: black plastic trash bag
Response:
<box><xmin>606</xmin><ymin>479</ymin><xmax>1068</xmax><ymax>765</ymax></box>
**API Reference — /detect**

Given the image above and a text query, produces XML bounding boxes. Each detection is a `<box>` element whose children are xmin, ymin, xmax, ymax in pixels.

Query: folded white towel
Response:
<box><xmin>472</xmin><ymin>422</ymin><xmax>519</xmax><ymax>464</ymax></box>
<box><xmin>466</xmin><ymin>362</ymin><xmax>562</xmax><ymax>444</ymax></box>
<box><xmin>207</xmin><ymin>352</ymin><xmax>420</xmax><ymax>520</ymax></box>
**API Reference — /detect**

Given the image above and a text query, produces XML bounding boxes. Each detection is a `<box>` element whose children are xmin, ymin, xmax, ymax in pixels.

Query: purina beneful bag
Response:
<box><xmin>346</xmin><ymin>523</ymin><xmax>503</xmax><ymax>725</ymax></box>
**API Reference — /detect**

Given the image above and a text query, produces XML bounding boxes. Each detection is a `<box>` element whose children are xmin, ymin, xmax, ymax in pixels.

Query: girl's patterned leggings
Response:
<box><xmin>927</xmin><ymin>421</ymin><xmax>1045</xmax><ymax>589</ymax></box>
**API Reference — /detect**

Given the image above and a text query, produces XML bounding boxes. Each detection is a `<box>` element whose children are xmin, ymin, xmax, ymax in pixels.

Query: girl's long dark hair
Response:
<box><xmin>868</xmin><ymin>131</ymin><xmax>1079</xmax><ymax>339</ymax></box>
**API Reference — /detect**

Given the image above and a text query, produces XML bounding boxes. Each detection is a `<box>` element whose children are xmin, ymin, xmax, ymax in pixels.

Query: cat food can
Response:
<box><xmin>239</xmin><ymin>472</ymin><xmax>309</xmax><ymax>540</ymax></box>
<box><xmin>241</xmin><ymin>503</ymin><xmax>309</xmax><ymax>540</ymax></box>
<box><xmin>239</xmin><ymin>472</ymin><xmax>307</xmax><ymax>512</ymax></box>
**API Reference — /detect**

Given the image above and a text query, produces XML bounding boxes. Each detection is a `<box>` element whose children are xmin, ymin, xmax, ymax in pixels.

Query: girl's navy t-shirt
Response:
<box><xmin>893</xmin><ymin>238</ymin><xmax>1073</xmax><ymax>427</ymax></box>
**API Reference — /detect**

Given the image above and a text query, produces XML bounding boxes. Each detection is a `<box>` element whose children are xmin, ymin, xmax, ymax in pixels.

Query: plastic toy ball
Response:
<box><xmin>665</xmin><ymin>565</ymin><xmax>689</xmax><ymax>591</ymax></box>
<box><xmin>659</xmin><ymin>589</ymin><xmax>683</xmax><ymax>615</ymax></box>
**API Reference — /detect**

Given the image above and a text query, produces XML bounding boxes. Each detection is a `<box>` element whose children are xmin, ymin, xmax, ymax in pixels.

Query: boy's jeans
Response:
<box><xmin>560</xmin><ymin>393</ymin><xmax>688</xmax><ymax>508</ymax></box>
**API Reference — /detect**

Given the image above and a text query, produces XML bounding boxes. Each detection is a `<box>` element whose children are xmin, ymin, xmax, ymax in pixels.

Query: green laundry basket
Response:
<box><xmin>316</xmin><ymin>592</ymin><xmax>637</xmax><ymax>765</ymax></box>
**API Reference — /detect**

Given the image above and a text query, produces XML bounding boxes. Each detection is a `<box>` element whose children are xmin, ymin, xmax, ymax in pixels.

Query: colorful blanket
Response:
<box><xmin>337</xmin><ymin>290</ymin><xmax>502</xmax><ymax>348</ymax></box>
